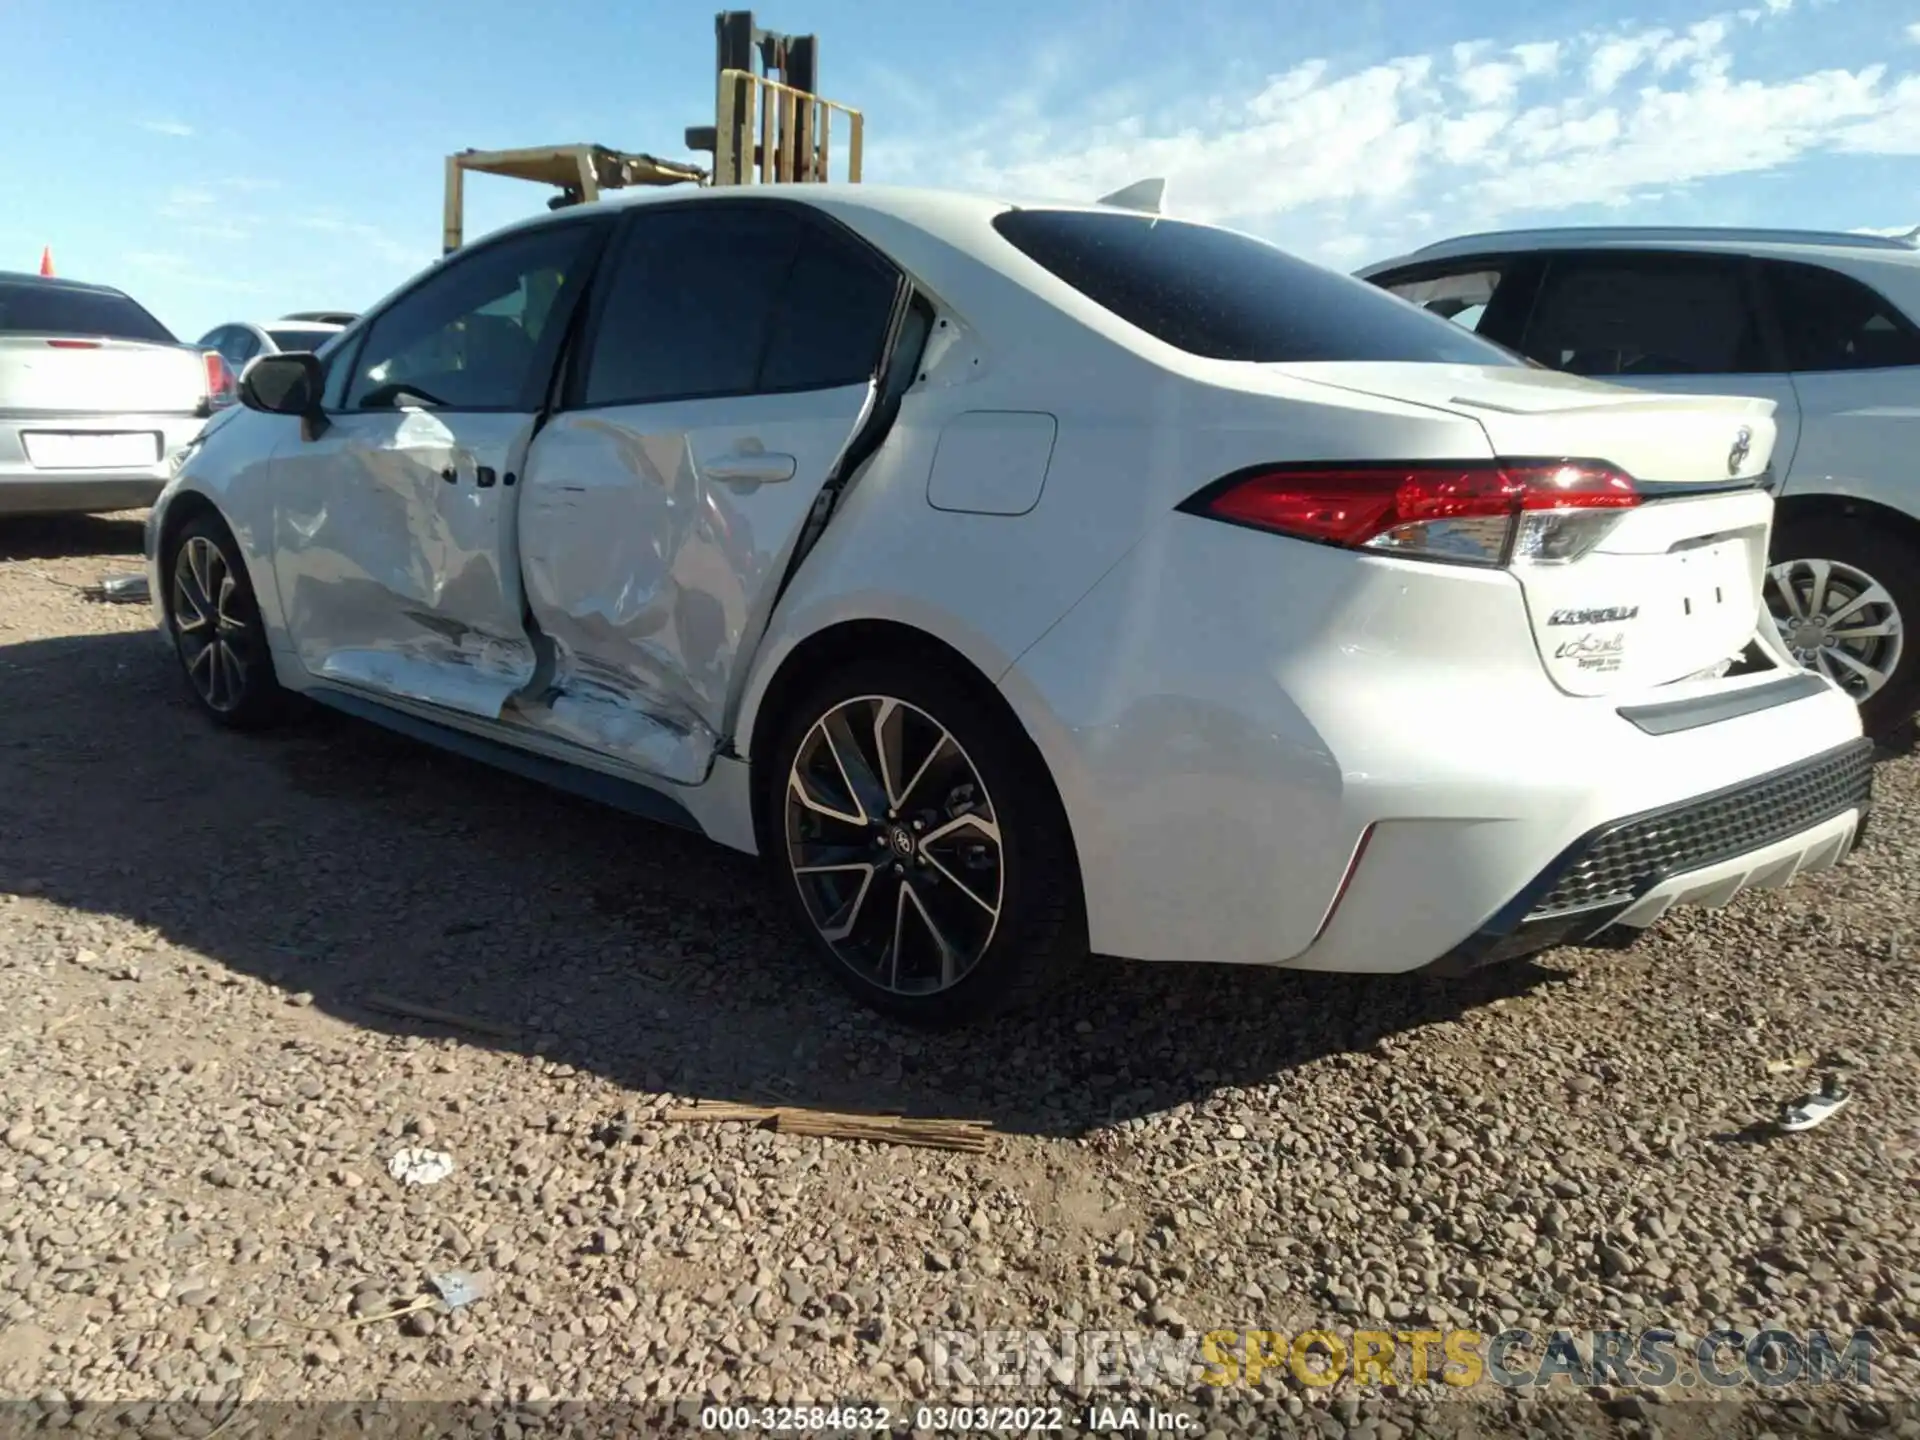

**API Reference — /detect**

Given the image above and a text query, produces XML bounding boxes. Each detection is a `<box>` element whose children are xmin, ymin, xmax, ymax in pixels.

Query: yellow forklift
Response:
<box><xmin>441</xmin><ymin>10</ymin><xmax>863</xmax><ymax>255</ymax></box>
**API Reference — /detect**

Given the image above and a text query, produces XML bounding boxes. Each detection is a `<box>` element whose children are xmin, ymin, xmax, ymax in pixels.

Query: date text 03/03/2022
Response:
<box><xmin>700</xmin><ymin>1403</ymin><xmax>1162</xmax><ymax>1432</ymax></box>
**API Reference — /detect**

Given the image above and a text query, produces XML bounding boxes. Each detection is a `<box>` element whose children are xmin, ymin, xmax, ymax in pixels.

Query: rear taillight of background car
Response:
<box><xmin>198</xmin><ymin>351</ymin><xmax>238</xmax><ymax>416</ymax></box>
<box><xmin>1178</xmin><ymin>459</ymin><xmax>1640</xmax><ymax>568</ymax></box>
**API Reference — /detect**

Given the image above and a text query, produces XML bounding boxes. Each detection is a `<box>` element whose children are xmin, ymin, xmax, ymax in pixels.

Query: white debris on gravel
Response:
<box><xmin>1</xmin><ymin>513</ymin><xmax>1917</xmax><ymax>1430</ymax></box>
<box><xmin>388</xmin><ymin>1147</ymin><xmax>457</xmax><ymax>1187</ymax></box>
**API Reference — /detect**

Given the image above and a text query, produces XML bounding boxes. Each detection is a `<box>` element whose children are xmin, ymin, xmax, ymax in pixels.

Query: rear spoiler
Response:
<box><xmin>1095</xmin><ymin>177</ymin><xmax>1167</xmax><ymax>215</ymax></box>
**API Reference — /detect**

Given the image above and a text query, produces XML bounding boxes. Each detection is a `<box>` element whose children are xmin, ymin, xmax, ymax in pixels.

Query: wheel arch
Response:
<box><xmin>1773</xmin><ymin>490</ymin><xmax>1920</xmax><ymax>557</ymax></box>
<box><xmin>155</xmin><ymin>487</ymin><xmax>227</xmax><ymax>577</ymax></box>
<box><xmin>154</xmin><ymin>486</ymin><xmax>287</xmax><ymax>637</ymax></box>
<box><xmin>739</xmin><ymin>617</ymin><xmax>1083</xmax><ymax>897</ymax></box>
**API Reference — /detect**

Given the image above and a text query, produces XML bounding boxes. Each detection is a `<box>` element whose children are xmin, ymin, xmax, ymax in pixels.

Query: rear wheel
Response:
<box><xmin>1765</xmin><ymin>514</ymin><xmax>1920</xmax><ymax>740</ymax></box>
<box><xmin>165</xmin><ymin>511</ymin><xmax>289</xmax><ymax>729</ymax></box>
<box><xmin>764</xmin><ymin>657</ymin><xmax>1084</xmax><ymax>1027</ymax></box>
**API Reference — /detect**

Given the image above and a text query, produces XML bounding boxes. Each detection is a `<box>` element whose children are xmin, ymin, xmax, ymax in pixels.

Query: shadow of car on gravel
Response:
<box><xmin>1</xmin><ymin>628</ymin><xmax>1580</xmax><ymax>1140</ymax></box>
<box><xmin>0</xmin><ymin>512</ymin><xmax>148</xmax><ymax>561</ymax></box>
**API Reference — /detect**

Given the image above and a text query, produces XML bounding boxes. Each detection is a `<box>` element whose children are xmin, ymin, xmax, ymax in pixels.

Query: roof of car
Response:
<box><xmin>469</xmin><ymin>182</ymin><xmax>1149</xmax><ymax>250</ymax></box>
<box><xmin>258</xmin><ymin>319</ymin><xmax>344</xmax><ymax>330</ymax></box>
<box><xmin>0</xmin><ymin>269</ymin><xmax>131</xmax><ymax>295</ymax></box>
<box><xmin>1357</xmin><ymin>225</ymin><xmax>1920</xmax><ymax>276</ymax></box>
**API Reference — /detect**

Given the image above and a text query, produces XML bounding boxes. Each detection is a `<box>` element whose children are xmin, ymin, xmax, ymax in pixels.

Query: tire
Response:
<box><xmin>1766</xmin><ymin>513</ymin><xmax>1920</xmax><ymax>741</ymax></box>
<box><xmin>762</xmin><ymin>655</ymin><xmax>1086</xmax><ymax>1027</ymax></box>
<box><xmin>164</xmin><ymin>511</ymin><xmax>291</xmax><ymax>730</ymax></box>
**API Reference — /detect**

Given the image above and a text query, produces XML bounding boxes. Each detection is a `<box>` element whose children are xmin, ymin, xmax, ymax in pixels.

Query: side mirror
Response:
<box><xmin>239</xmin><ymin>352</ymin><xmax>325</xmax><ymax>418</ymax></box>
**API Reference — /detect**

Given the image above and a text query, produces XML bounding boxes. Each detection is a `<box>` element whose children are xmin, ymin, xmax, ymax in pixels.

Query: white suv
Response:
<box><xmin>1359</xmin><ymin>227</ymin><xmax>1920</xmax><ymax>738</ymax></box>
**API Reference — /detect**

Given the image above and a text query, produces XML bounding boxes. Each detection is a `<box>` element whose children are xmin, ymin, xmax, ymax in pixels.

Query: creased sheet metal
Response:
<box><xmin>271</xmin><ymin>409</ymin><xmax>540</xmax><ymax>718</ymax></box>
<box><xmin>516</xmin><ymin>386</ymin><xmax>869</xmax><ymax>775</ymax></box>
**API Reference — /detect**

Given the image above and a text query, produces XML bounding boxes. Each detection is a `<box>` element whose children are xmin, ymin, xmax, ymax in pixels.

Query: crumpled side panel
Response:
<box><xmin>516</xmin><ymin>389</ymin><xmax>869</xmax><ymax>780</ymax></box>
<box><xmin>518</xmin><ymin>417</ymin><xmax>716</xmax><ymax>747</ymax></box>
<box><xmin>511</xmin><ymin>642</ymin><xmax>715</xmax><ymax>786</ymax></box>
<box><xmin>271</xmin><ymin>410</ymin><xmax>539</xmax><ymax>718</ymax></box>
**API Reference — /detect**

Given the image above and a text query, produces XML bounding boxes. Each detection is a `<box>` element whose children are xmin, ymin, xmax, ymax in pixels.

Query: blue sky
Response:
<box><xmin>4</xmin><ymin>0</ymin><xmax>1918</xmax><ymax>341</ymax></box>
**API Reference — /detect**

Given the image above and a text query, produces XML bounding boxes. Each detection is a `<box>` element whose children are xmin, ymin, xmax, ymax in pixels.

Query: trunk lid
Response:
<box><xmin>1284</xmin><ymin>361</ymin><xmax>1779</xmax><ymax>696</ymax></box>
<box><xmin>0</xmin><ymin>336</ymin><xmax>208</xmax><ymax>416</ymax></box>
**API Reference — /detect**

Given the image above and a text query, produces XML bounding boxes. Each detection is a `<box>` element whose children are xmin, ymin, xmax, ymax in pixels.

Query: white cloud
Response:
<box><xmin>139</xmin><ymin>119</ymin><xmax>195</xmax><ymax>138</ymax></box>
<box><xmin>1512</xmin><ymin>42</ymin><xmax>1563</xmax><ymax>76</ymax></box>
<box><xmin>1587</xmin><ymin>33</ymin><xmax>1663</xmax><ymax>94</ymax></box>
<box><xmin>867</xmin><ymin>7</ymin><xmax>1920</xmax><ymax>268</ymax></box>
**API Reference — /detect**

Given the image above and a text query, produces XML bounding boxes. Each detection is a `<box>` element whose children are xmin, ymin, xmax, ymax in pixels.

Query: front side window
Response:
<box><xmin>990</xmin><ymin>208</ymin><xmax>1520</xmax><ymax>365</ymax></box>
<box><xmin>1520</xmin><ymin>254</ymin><xmax>1766</xmax><ymax>376</ymax></box>
<box><xmin>580</xmin><ymin>203</ymin><xmax>898</xmax><ymax>408</ymax></box>
<box><xmin>1765</xmin><ymin>261</ymin><xmax>1920</xmax><ymax>372</ymax></box>
<box><xmin>344</xmin><ymin>224</ymin><xmax>594</xmax><ymax>412</ymax></box>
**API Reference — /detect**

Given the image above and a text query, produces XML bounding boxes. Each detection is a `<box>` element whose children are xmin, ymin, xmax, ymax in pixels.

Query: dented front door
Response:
<box><xmin>513</xmin><ymin>200</ymin><xmax>902</xmax><ymax>783</ymax></box>
<box><xmin>272</xmin><ymin>409</ymin><xmax>543</xmax><ymax>716</ymax></box>
<box><xmin>269</xmin><ymin>219</ymin><xmax>603</xmax><ymax>718</ymax></box>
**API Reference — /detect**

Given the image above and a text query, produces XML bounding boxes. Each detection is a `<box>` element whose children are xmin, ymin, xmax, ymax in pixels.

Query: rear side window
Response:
<box><xmin>1764</xmin><ymin>261</ymin><xmax>1920</xmax><ymax>372</ymax></box>
<box><xmin>1520</xmin><ymin>254</ymin><xmax>1766</xmax><ymax>376</ymax></box>
<box><xmin>582</xmin><ymin>204</ymin><xmax>897</xmax><ymax>407</ymax></box>
<box><xmin>0</xmin><ymin>281</ymin><xmax>175</xmax><ymax>343</ymax></box>
<box><xmin>758</xmin><ymin>229</ymin><xmax>897</xmax><ymax>392</ymax></box>
<box><xmin>990</xmin><ymin>209</ymin><xmax>1519</xmax><ymax>365</ymax></box>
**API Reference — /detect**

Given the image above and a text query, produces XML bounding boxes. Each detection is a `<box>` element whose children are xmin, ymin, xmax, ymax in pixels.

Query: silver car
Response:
<box><xmin>0</xmin><ymin>271</ymin><xmax>235</xmax><ymax>517</ymax></box>
<box><xmin>196</xmin><ymin>318</ymin><xmax>348</xmax><ymax>381</ymax></box>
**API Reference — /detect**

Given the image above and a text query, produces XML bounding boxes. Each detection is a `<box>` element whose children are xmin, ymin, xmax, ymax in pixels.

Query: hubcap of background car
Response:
<box><xmin>172</xmin><ymin>536</ymin><xmax>251</xmax><ymax>713</ymax></box>
<box><xmin>1764</xmin><ymin>557</ymin><xmax>1904</xmax><ymax>700</ymax></box>
<box><xmin>785</xmin><ymin>695</ymin><xmax>1003</xmax><ymax>996</ymax></box>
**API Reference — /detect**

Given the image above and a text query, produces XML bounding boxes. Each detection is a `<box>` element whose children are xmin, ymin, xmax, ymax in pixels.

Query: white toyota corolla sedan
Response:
<box><xmin>144</xmin><ymin>183</ymin><xmax>1873</xmax><ymax>1025</ymax></box>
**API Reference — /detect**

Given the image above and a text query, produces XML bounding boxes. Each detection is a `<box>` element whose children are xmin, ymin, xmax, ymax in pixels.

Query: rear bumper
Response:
<box><xmin>0</xmin><ymin>477</ymin><xmax>168</xmax><ymax>516</ymax></box>
<box><xmin>1000</xmin><ymin>510</ymin><xmax>1869</xmax><ymax>970</ymax></box>
<box><xmin>0</xmin><ymin>413</ymin><xmax>206</xmax><ymax>516</ymax></box>
<box><xmin>1424</xmin><ymin>737</ymin><xmax>1873</xmax><ymax>973</ymax></box>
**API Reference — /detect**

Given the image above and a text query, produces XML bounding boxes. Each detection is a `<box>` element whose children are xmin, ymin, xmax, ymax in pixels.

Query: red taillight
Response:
<box><xmin>1180</xmin><ymin>459</ymin><xmax>1640</xmax><ymax>568</ymax></box>
<box><xmin>202</xmin><ymin>351</ymin><xmax>237</xmax><ymax>413</ymax></box>
<box><xmin>46</xmin><ymin>339</ymin><xmax>101</xmax><ymax>349</ymax></box>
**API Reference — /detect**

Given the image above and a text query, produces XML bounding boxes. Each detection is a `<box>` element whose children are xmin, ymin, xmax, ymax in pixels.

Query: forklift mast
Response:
<box><xmin>442</xmin><ymin>10</ymin><xmax>861</xmax><ymax>254</ymax></box>
<box><xmin>686</xmin><ymin>11</ymin><xmax>847</xmax><ymax>186</ymax></box>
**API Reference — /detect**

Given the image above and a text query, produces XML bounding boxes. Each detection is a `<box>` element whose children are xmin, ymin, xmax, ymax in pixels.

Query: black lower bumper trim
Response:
<box><xmin>1422</xmin><ymin>902</ymin><xmax>1631</xmax><ymax>976</ymax></box>
<box><xmin>1423</xmin><ymin>737</ymin><xmax>1874</xmax><ymax>976</ymax></box>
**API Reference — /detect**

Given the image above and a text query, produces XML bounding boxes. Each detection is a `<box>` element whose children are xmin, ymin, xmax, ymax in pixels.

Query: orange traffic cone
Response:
<box><xmin>38</xmin><ymin>247</ymin><xmax>54</xmax><ymax>277</ymax></box>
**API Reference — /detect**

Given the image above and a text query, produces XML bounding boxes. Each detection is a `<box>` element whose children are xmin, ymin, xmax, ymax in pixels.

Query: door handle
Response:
<box><xmin>704</xmin><ymin>452</ymin><xmax>797</xmax><ymax>484</ymax></box>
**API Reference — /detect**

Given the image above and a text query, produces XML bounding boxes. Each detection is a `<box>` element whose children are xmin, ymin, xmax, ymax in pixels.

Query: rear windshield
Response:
<box><xmin>0</xmin><ymin>280</ymin><xmax>175</xmax><ymax>343</ymax></box>
<box><xmin>266</xmin><ymin>327</ymin><xmax>339</xmax><ymax>353</ymax></box>
<box><xmin>992</xmin><ymin>209</ymin><xmax>1521</xmax><ymax>366</ymax></box>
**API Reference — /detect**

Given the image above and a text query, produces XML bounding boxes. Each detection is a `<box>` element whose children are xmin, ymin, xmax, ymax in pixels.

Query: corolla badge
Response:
<box><xmin>1728</xmin><ymin>425</ymin><xmax>1752</xmax><ymax>476</ymax></box>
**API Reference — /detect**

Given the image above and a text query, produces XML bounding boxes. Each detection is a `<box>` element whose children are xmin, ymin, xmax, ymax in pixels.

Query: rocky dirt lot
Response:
<box><xmin>0</xmin><ymin>513</ymin><xmax>1917</xmax><ymax>1437</ymax></box>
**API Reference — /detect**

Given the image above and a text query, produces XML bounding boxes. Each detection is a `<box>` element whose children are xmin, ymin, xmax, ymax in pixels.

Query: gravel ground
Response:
<box><xmin>1</xmin><ymin>512</ymin><xmax>1917</xmax><ymax>1436</ymax></box>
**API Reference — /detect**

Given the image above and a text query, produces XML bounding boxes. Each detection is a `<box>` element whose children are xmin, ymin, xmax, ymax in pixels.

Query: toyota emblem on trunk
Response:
<box><xmin>1728</xmin><ymin>425</ymin><xmax>1752</xmax><ymax>476</ymax></box>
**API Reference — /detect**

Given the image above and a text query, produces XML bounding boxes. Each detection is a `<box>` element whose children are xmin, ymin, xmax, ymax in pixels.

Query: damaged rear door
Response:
<box><xmin>270</xmin><ymin>219</ymin><xmax>605</xmax><ymax>717</ymax></box>
<box><xmin>512</xmin><ymin>198</ymin><xmax>905</xmax><ymax>784</ymax></box>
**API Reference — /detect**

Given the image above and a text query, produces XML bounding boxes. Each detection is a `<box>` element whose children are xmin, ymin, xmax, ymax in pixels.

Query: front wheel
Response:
<box><xmin>763</xmin><ymin>658</ymin><xmax>1085</xmax><ymax>1027</ymax></box>
<box><xmin>1765</xmin><ymin>514</ymin><xmax>1920</xmax><ymax>740</ymax></box>
<box><xmin>165</xmin><ymin>511</ymin><xmax>290</xmax><ymax>729</ymax></box>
